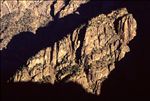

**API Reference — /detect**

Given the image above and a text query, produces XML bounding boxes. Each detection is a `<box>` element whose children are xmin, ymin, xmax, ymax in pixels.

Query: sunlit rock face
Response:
<box><xmin>0</xmin><ymin>0</ymin><xmax>88</xmax><ymax>50</ymax></box>
<box><xmin>0</xmin><ymin>0</ymin><xmax>137</xmax><ymax>95</ymax></box>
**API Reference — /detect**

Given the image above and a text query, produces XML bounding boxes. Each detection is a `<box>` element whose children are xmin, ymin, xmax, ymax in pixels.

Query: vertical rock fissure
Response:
<box><xmin>50</xmin><ymin>0</ymin><xmax>57</xmax><ymax>20</ymax></box>
<box><xmin>50</xmin><ymin>43</ymin><xmax>54</xmax><ymax>64</ymax></box>
<box><xmin>75</xmin><ymin>23</ymin><xmax>87</xmax><ymax>64</ymax></box>
<box><xmin>114</xmin><ymin>14</ymin><xmax>128</xmax><ymax>34</ymax></box>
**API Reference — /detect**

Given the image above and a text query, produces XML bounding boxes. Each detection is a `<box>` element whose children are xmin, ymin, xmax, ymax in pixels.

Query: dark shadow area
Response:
<box><xmin>1</xmin><ymin>82</ymin><xmax>96</xmax><ymax>101</ymax></box>
<box><xmin>1</xmin><ymin>1</ymin><xmax>150</xmax><ymax>101</ymax></box>
<box><xmin>100</xmin><ymin>1</ymin><xmax>150</xmax><ymax>100</ymax></box>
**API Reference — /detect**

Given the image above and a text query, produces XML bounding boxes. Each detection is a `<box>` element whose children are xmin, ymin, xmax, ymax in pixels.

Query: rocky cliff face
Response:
<box><xmin>0</xmin><ymin>0</ymin><xmax>137</xmax><ymax>95</ymax></box>
<box><xmin>0</xmin><ymin>0</ymin><xmax>88</xmax><ymax>50</ymax></box>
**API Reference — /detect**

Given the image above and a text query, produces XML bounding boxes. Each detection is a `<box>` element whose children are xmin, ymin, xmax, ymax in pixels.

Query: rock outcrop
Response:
<box><xmin>0</xmin><ymin>0</ymin><xmax>137</xmax><ymax>95</ymax></box>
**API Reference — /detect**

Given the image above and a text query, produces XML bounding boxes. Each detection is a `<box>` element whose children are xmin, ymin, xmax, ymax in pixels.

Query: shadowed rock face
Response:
<box><xmin>0</xmin><ymin>1</ymin><xmax>137</xmax><ymax>95</ymax></box>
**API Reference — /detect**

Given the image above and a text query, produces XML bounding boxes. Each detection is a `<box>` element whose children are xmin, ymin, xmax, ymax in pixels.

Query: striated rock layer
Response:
<box><xmin>0</xmin><ymin>1</ymin><xmax>137</xmax><ymax>95</ymax></box>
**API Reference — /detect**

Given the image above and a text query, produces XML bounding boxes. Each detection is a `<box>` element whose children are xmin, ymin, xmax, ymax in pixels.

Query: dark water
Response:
<box><xmin>1</xmin><ymin>1</ymin><xmax>150</xmax><ymax>101</ymax></box>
